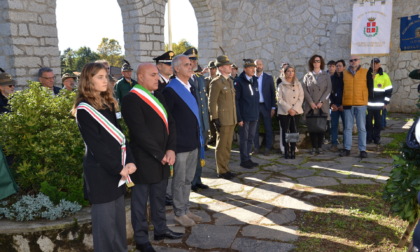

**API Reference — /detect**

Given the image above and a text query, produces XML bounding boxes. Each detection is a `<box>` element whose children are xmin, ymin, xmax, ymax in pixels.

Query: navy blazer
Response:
<box><xmin>258</xmin><ymin>72</ymin><xmax>276</xmax><ymax>111</ymax></box>
<box><xmin>234</xmin><ymin>71</ymin><xmax>260</xmax><ymax>122</ymax></box>
<box><xmin>162</xmin><ymin>85</ymin><xmax>200</xmax><ymax>153</ymax></box>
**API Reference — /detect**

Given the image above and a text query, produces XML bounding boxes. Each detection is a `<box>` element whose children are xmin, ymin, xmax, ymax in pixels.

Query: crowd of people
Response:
<box><xmin>0</xmin><ymin>49</ymin><xmax>400</xmax><ymax>251</ymax></box>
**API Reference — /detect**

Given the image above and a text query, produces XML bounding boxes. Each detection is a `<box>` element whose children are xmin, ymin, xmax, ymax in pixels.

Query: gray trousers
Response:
<box><xmin>91</xmin><ymin>195</ymin><xmax>127</xmax><ymax>252</ymax></box>
<box><xmin>172</xmin><ymin>148</ymin><xmax>198</xmax><ymax>217</ymax></box>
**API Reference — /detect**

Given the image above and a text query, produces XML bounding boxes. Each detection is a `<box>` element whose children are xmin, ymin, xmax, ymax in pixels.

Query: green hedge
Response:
<box><xmin>0</xmin><ymin>82</ymin><xmax>86</xmax><ymax>205</ymax></box>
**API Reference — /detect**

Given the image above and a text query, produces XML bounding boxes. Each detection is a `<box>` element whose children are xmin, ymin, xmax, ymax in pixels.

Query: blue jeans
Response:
<box><xmin>239</xmin><ymin>120</ymin><xmax>258</xmax><ymax>163</ymax></box>
<box><xmin>343</xmin><ymin>106</ymin><xmax>367</xmax><ymax>151</ymax></box>
<box><xmin>254</xmin><ymin>104</ymin><xmax>274</xmax><ymax>150</ymax></box>
<box><xmin>330</xmin><ymin>110</ymin><xmax>345</xmax><ymax>146</ymax></box>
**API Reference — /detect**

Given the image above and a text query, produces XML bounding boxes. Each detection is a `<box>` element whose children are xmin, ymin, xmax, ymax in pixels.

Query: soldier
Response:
<box><xmin>230</xmin><ymin>64</ymin><xmax>239</xmax><ymax>80</ymax></box>
<box><xmin>208</xmin><ymin>55</ymin><xmax>237</xmax><ymax>180</ymax></box>
<box><xmin>183</xmin><ymin>48</ymin><xmax>210</xmax><ymax>192</ymax></box>
<box><xmin>154</xmin><ymin>51</ymin><xmax>175</xmax><ymax>93</ymax></box>
<box><xmin>205</xmin><ymin>61</ymin><xmax>218</xmax><ymax>146</ymax></box>
<box><xmin>114</xmin><ymin>60</ymin><xmax>138</xmax><ymax>105</ymax></box>
<box><xmin>61</xmin><ymin>73</ymin><xmax>77</xmax><ymax>91</ymax></box>
<box><xmin>0</xmin><ymin>70</ymin><xmax>16</xmax><ymax>113</ymax></box>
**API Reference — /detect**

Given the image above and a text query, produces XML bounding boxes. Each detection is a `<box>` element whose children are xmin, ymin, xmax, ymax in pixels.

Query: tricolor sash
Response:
<box><xmin>166</xmin><ymin>78</ymin><xmax>205</xmax><ymax>165</ymax></box>
<box><xmin>130</xmin><ymin>84</ymin><xmax>169</xmax><ymax>134</ymax></box>
<box><xmin>77</xmin><ymin>102</ymin><xmax>134</xmax><ymax>187</ymax></box>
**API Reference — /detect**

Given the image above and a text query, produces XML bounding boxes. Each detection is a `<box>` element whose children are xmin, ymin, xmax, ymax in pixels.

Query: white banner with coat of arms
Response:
<box><xmin>351</xmin><ymin>0</ymin><xmax>393</xmax><ymax>55</ymax></box>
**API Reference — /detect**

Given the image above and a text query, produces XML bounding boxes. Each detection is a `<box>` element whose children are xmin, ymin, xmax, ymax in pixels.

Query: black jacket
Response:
<box><xmin>330</xmin><ymin>72</ymin><xmax>344</xmax><ymax>106</ymax></box>
<box><xmin>122</xmin><ymin>91</ymin><xmax>176</xmax><ymax>184</ymax></box>
<box><xmin>234</xmin><ymin>71</ymin><xmax>260</xmax><ymax>122</ymax></box>
<box><xmin>162</xmin><ymin>85</ymin><xmax>200</xmax><ymax>153</ymax></box>
<box><xmin>76</xmin><ymin>101</ymin><xmax>134</xmax><ymax>204</ymax></box>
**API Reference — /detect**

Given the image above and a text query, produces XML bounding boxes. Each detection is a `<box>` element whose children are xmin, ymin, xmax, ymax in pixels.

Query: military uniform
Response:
<box><xmin>209</xmin><ymin>64</ymin><xmax>237</xmax><ymax>175</ymax></box>
<box><xmin>154</xmin><ymin>51</ymin><xmax>175</xmax><ymax>93</ymax></box>
<box><xmin>114</xmin><ymin>61</ymin><xmax>137</xmax><ymax>105</ymax></box>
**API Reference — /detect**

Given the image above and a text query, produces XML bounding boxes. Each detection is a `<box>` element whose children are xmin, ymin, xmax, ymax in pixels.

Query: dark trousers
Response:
<box><xmin>366</xmin><ymin>108</ymin><xmax>382</xmax><ymax>143</ymax></box>
<box><xmin>239</xmin><ymin>120</ymin><xmax>258</xmax><ymax>162</ymax></box>
<box><xmin>91</xmin><ymin>195</ymin><xmax>127</xmax><ymax>252</ymax></box>
<box><xmin>330</xmin><ymin>110</ymin><xmax>345</xmax><ymax>146</ymax></box>
<box><xmin>131</xmin><ymin>179</ymin><xmax>168</xmax><ymax>245</ymax></box>
<box><xmin>309</xmin><ymin>132</ymin><xmax>325</xmax><ymax>148</ymax></box>
<box><xmin>254</xmin><ymin>104</ymin><xmax>274</xmax><ymax>150</ymax></box>
<box><xmin>278</xmin><ymin>115</ymin><xmax>298</xmax><ymax>147</ymax></box>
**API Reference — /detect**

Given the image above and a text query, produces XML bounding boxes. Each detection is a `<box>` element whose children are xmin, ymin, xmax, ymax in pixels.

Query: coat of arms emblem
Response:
<box><xmin>364</xmin><ymin>17</ymin><xmax>378</xmax><ymax>37</ymax></box>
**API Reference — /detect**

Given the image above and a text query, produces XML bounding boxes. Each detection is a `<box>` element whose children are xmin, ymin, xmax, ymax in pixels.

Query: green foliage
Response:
<box><xmin>383</xmin><ymin>146</ymin><xmax>420</xmax><ymax>223</ymax></box>
<box><xmin>0</xmin><ymin>193</ymin><xmax>81</xmax><ymax>221</ymax></box>
<box><xmin>60</xmin><ymin>46</ymin><xmax>100</xmax><ymax>74</ymax></box>
<box><xmin>0</xmin><ymin>82</ymin><xmax>86</xmax><ymax>205</ymax></box>
<box><xmin>97</xmin><ymin>37</ymin><xmax>124</xmax><ymax>67</ymax></box>
<box><xmin>165</xmin><ymin>39</ymin><xmax>195</xmax><ymax>55</ymax></box>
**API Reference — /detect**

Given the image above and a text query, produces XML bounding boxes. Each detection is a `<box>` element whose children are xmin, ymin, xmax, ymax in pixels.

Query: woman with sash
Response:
<box><xmin>72</xmin><ymin>63</ymin><xmax>137</xmax><ymax>252</ymax></box>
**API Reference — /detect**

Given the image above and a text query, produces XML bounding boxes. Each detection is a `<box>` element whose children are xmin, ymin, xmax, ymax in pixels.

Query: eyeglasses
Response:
<box><xmin>314</xmin><ymin>60</ymin><xmax>321</xmax><ymax>63</ymax></box>
<box><xmin>41</xmin><ymin>76</ymin><xmax>55</xmax><ymax>80</ymax></box>
<box><xmin>349</xmin><ymin>59</ymin><xmax>359</xmax><ymax>62</ymax></box>
<box><xmin>8</xmin><ymin>85</ymin><xmax>15</xmax><ymax>88</ymax></box>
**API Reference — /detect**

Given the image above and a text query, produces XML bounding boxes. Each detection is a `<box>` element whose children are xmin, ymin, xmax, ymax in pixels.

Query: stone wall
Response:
<box><xmin>1</xmin><ymin>0</ymin><xmax>61</xmax><ymax>88</ymax></box>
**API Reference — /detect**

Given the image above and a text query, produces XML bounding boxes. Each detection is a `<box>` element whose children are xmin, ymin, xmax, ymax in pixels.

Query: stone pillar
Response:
<box><xmin>118</xmin><ymin>0</ymin><xmax>167</xmax><ymax>71</ymax></box>
<box><xmin>1</xmin><ymin>0</ymin><xmax>60</xmax><ymax>88</ymax></box>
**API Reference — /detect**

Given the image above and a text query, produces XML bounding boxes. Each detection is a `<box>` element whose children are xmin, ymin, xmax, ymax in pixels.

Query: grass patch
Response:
<box><xmin>292</xmin><ymin>184</ymin><xmax>408</xmax><ymax>252</ymax></box>
<box><xmin>381</xmin><ymin>132</ymin><xmax>407</xmax><ymax>157</ymax></box>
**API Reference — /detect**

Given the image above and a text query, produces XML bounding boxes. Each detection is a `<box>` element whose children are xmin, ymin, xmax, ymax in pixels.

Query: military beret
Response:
<box><xmin>0</xmin><ymin>72</ymin><xmax>16</xmax><ymax>86</ymax></box>
<box><xmin>208</xmin><ymin>61</ymin><xmax>216</xmax><ymax>69</ymax></box>
<box><xmin>183</xmin><ymin>47</ymin><xmax>198</xmax><ymax>60</ymax></box>
<box><xmin>61</xmin><ymin>73</ymin><xmax>77</xmax><ymax>82</ymax></box>
<box><xmin>153</xmin><ymin>51</ymin><xmax>175</xmax><ymax>64</ymax></box>
<box><xmin>215</xmin><ymin>55</ymin><xmax>232</xmax><ymax>67</ymax></box>
<box><xmin>243</xmin><ymin>59</ymin><xmax>257</xmax><ymax>68</ymax></box>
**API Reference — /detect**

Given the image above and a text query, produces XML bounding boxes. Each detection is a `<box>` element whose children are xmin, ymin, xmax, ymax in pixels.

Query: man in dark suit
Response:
<box><xmin>162</xmin><ymin>55</ymin><xmax>203</xmax><ymax>227</ymax></box>
<box><xmin>253</xmin><ymin>59</ymin><xmax>276</xmax><ymax>155</ymax></box>
<box><xmin>38</xmin><ymin>67</ymin><xmax>61</xmax><ymax>95</ymax></box>
<box><xmin>122</xmin><ymin>63</ymin><xmax>183</xmax><ymax>252</ymax></box>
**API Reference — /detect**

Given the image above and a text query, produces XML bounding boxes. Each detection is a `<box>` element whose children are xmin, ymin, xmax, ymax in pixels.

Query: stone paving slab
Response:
<box><xmin>186</xmin><ymin>224</ymin><xmax>240</xmax><ymax>249</ymax></box>
<box><xmin>241</xmin><ymin>224</ymin><xmax>298</xmax><ymax>242</ymax></box>
<box><xmin>231</xmin><ymin>237</ymin><xmax>295</xmax><ymax>252</ymax></box>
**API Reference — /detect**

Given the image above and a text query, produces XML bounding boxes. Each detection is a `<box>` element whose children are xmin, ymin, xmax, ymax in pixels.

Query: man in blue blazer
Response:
<box><xmin>253</xmin><ymin>59</ymin><xmax>276</xmax><ymax>155</ymax></box>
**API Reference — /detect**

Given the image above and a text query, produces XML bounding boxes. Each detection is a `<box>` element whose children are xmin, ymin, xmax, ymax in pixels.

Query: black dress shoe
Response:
<box><xmin>240</xmin><ymin>160</ymin><xmax>253</xmax><ymax>169</ymax></box>
<box><xmin>136</xmin><ymin>242</ymin><xmax>156</xmax><ymax>252</ymax></box>
<box><xmin>250</xmin><ymin>160</ymin><xmax>259</xmax><ymax>167</ymax></box>
<box><xmin>217</xmin><ymin>172</ymin><xmax>234</xmax><ymax>180</ymax></box>
<box><xmin>196</xmin><ymin>183</ymin><xmax>209</xmax><ymax>189</ymax></box>
<box><xmin>191</xmin><ymin>185</ymin><xmax>199</xmax><ymax>192</ymax></box>
<box><xmin>154</xmin><ymin>229</ymin><xmax>184</xmax><ymax>241</ymax></box>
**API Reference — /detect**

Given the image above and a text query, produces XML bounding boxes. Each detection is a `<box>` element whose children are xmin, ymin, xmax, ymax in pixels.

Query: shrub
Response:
<box><xmin>0</xmin><ymin>193</ymin><xmax>81</xmax><ymax>221</ymax></box>
<box><xmin>0</xmin><ymin>82</ymin><xmax>87</xmax><ymax>205</ymax></box>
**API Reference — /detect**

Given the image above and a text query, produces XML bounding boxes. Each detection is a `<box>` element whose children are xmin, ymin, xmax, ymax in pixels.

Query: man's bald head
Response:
<box><xmin>136</xmin><ymin>63</ymin><xmax>160</xmax><ymax>92</ymax></box>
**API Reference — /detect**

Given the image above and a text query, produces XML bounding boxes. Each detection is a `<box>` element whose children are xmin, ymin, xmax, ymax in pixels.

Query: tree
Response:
<box><xmin>165</xmin><ymin>39</ymin><xmax>195</xmax><ymax>55</ymax></box>
<box><xmin>97</xmin><ymin>37</ymin><xmax>124</xmax><ymax>67</ymax></box>
<box><xmin>74</xmin><ymin>47</ymin><xmax>100</xmax><ymax>72</ymax></box>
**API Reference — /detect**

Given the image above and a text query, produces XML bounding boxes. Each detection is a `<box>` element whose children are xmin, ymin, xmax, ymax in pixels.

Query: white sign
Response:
<box><xmin>351</xmin><ymin>0</ymin><xmax>393</xmax><ymax>55</ymax></box>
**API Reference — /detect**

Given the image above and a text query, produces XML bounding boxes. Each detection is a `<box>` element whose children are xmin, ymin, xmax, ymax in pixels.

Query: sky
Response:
<box><xmin>56</xmin><ymin>0</ymin><xmax>198</xmax><ymax>53</ymax></box>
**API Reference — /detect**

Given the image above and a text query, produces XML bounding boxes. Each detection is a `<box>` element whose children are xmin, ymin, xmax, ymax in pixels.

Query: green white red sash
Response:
<box><xmin>130</xmin><ymin>84</ymin><xmax>169</xmax><ymax>134</ymax></box>
<box><xmin>77</xmin><ymin>102</ymin><xmax>133</xmax><ymax>187</ymax></box>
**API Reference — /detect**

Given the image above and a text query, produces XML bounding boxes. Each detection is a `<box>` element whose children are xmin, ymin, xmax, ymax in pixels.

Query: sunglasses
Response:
<box><xmin>349</xmin><ymin>59</ymin><xmax>359</xmax><ymax>62</ymax></box>
<box><xmin>8</xmin><ymin>85</ymin><xmax>15</xmax><ymax>88</ymax></box>
<box><xmin>314</xmin><ymin>60</ymin><xmax>321</xmax><ymax>63</ymax></box>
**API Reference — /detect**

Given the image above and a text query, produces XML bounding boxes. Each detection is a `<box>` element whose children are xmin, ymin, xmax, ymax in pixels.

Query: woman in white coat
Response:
<box><xmin>277</xmin><ymin>66</ymin><xmax>304</xmax><ymax>159</ymax></box>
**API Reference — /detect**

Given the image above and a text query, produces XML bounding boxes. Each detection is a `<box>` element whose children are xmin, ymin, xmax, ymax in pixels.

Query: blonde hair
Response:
<box><xmin>72</xmin><ymin>63</ymin><xmax>118</xmax><ymax>116</ymax></box>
